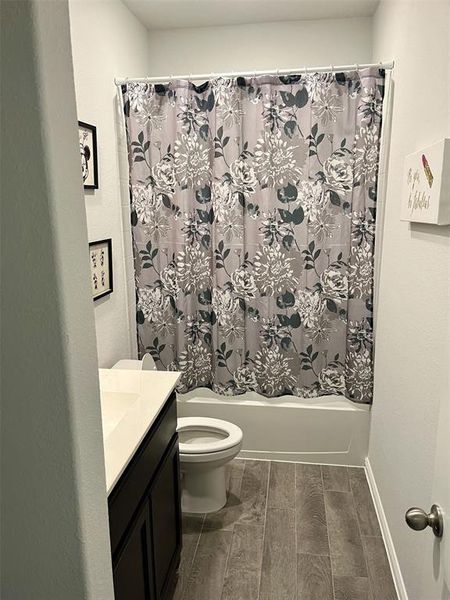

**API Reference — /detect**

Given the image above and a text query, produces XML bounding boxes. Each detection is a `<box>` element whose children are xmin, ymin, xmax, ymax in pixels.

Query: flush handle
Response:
<box><xmin>405</xmin><ymin>504</ymin><xmax>444</xmax><ymax>538</ymax></box>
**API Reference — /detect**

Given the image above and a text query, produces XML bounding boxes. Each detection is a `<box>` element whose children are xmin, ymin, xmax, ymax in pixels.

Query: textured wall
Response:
<box><xmin>1</xmin><ymin>1</ymin><xmax>114</xmax><ymax>597</ymax></box>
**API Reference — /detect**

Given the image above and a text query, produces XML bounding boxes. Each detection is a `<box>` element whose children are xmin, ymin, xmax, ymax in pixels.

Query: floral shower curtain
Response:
<box><xmin>121</xmin><ymin>67</ymin><xmax>385</xmax><ymax>404</ymax></box>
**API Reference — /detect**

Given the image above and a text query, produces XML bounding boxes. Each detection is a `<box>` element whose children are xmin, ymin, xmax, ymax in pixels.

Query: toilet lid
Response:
<box><xmin>177</xmin><ymin>417</ymin><xmax>243</xmax><ymax>454</ymax></box>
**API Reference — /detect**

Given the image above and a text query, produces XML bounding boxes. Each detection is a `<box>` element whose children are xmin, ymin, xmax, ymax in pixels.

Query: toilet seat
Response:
<box><xmin>178</xmin><ymin>417</ymin><xmax>243</xmax><ymax>455</ymax></box>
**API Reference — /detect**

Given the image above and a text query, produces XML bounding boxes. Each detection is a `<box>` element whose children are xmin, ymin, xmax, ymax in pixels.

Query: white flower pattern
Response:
<box><xmin>174</xmin><ymin>132</ymin><xmax>211</xmax><ymax>187</ymax></box>
<box><xmin>254</xmin><ymin>131</ymin><xmax>307</xmax><ymax>187</ymax></box>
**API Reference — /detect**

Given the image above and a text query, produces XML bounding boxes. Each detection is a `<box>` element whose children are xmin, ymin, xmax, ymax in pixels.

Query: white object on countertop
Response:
<box><xmin>178</xmin><ymin>417</ymin><xmax>243</xmax><ymax>514</ymax></box>
<box><xmin>112</xmin><ymin>353</ymin><xmax>156</xmax><ymax>370</ymax></box>
<box><xmin>99</xmin><ymin>368</ymin><xmax>180</xmax><ymax>494</ymax></box>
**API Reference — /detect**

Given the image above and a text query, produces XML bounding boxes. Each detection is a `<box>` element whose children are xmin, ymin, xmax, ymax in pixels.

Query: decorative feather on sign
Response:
<box><xmin>421</xmin><ymin>154</ymin><xmax>434</xmax><ymax>188</ymax></box>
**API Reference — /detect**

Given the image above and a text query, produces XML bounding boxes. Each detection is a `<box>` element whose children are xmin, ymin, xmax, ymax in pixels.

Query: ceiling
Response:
<box><xmin>123</xmin><ymin>0</ymin><xmax>380</xmax><ymax>31</ymax></box>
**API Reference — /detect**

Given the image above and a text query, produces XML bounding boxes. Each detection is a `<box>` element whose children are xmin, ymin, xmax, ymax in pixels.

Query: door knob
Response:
<box><xmin>405</xmin><ymin>504</ymin><xmax>444</xmax><ymax>538</ymax></box>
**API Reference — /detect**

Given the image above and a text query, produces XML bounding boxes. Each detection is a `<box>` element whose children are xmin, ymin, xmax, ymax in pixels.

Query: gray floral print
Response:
<box><xmin>122</xmin><ymin>68</ymin><xmax>385</xmax><ymax>404</ymax></box>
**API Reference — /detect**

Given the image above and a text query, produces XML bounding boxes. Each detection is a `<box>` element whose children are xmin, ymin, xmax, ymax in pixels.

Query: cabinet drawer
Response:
<box><xmin>109</xmin><ymin>392</ymin><xmax>177</xmax><ymax>556</ymax></box>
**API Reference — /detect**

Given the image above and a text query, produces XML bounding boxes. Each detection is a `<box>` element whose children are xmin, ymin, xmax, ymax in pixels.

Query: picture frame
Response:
<box><xmin>78</xmin><ymin>121</ymin><xmax>99</xmax><ymax>189</ymax></box>
<box><xmin>401</xmin><ymin>138</ymin><xmax>450</xmax><ymax>224</ymax></box>
<box><xmin>89</xmin><ymin>238</ymin><xmax>113</xmax><ymax>301</ymax></box>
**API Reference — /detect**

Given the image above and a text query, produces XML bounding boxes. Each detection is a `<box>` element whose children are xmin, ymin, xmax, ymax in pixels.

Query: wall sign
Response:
<box><xmin>401</xmin><ymin>138</ymin><xmax>450</xmax><ymax>224</ymax></box>
<box><xmin>89</xmin><ymin>238</ymin><xmax>113</xmax><ymax>301</ymax></box>
<box><xmin>78</xmin><ymin>121</ymin><xmax>99</xmax><ymax>189</ymax></box>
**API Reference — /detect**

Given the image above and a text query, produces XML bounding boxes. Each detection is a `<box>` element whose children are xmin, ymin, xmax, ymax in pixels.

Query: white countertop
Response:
<box><xmin>99</xmin><ymin>368</ymin><xmax>181</xmax><ymax>494</ymax></box>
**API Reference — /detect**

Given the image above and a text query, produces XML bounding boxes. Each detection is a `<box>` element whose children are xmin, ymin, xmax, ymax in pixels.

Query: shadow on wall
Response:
<box><xmin>410</xmin><ymin>221</ymin><xmax>450</xmax><ymax>244</ymax></box>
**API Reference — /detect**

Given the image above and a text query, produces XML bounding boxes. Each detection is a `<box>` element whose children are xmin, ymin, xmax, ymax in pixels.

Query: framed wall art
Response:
<box><xmin>401</xmin><ymin>138</ymin><xmax>450</xmax><ymax>224</ymax></box>
<box><xmin>89</xmin><ymin>238</ymin><xmax>113</xmax><ymax>301</ymax></box>
<box><xmin>78</xmin><ymin>121</ymin><xmax>99</xmax><ymax>189</ymax></box>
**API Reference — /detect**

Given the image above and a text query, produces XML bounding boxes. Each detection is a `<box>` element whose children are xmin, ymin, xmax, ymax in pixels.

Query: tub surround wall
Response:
<box><xmin>69</xmin><ymin>0</ymin><xmax>152</xmax><ymax>367</ymax></box>
<box><xmin>369</xmin><ymin>0</ymin><xmax>450</xmax><ymax>598</ymax></box>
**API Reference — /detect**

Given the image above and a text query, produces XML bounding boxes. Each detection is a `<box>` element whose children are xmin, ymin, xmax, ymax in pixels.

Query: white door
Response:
<box><xmin>431</xmin><ymin>385</ymin><xmax>450</xmax><ymax>589</ymax></box>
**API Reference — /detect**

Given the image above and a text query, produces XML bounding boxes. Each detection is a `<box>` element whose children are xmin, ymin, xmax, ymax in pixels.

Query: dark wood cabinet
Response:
<box><xmin>108</xmin><ymin>392</ymin><xmax>181</xmax><ymax>600</ymax></box>
<box><xmin>112</xmin><ymin>502</ymin><xmax>154</xmax><ymax>600</ymax></box>
<box><xmin>150</xmin><ymin>440</ymin><xmax>181</xmax><ymax>599</ymax></box>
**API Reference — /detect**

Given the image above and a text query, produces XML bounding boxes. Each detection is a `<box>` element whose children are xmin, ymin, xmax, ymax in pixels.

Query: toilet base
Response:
<box><xmin>181</xmin><ymin>465</ymin><xmax>227</xmax><ymax>514</ymax></box>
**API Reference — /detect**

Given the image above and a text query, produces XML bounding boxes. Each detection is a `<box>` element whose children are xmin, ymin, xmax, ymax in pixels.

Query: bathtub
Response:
<box><xmin>177</xmin><ymin>389</ymin><xmax>370</xmax><ymax>466</ymax></box>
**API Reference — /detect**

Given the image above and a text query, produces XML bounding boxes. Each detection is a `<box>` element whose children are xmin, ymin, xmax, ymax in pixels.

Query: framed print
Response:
<box><xmin>401</xmin><ymin>138</ymin><xmax>450</xmax><ymax>224</ymax></box>
<box><xmin>89</xmin><ymin>239</ymin><xmax>113</xmax><ymax>301</ymax></box>
<box><xmin>78</xmin><ymin>121</ymin><xmax>98</xmax><ymax>189</ymax></box>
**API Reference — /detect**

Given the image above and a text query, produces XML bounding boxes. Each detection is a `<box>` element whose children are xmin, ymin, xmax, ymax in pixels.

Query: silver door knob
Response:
<box><xmin>405</xmin><ymin>504</ymin><xmax>444</xmax><ymax>538</ymax></box>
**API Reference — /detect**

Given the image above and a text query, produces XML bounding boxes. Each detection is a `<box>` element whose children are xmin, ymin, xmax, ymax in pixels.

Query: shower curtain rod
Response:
<box><xmin>114</xmin><ymin>61</ymin><xmax>394</xmax><ymax>86</ymax></box>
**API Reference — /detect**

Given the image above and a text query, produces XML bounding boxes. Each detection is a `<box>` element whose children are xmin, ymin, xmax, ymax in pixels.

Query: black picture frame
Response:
<box><xmin>89</xmin><ymin>238</ymin><xmax>113</xmax><ymax>301</ymax></box>
<box><xmin>78</xmin><ymin>121</ymin><xmax>99</xmax><ymax>189</ymax></box>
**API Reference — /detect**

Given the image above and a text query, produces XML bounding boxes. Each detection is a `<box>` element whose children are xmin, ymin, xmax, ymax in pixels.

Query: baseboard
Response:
<box><xmin>365</xmin><ymin>458</ymin><xmax>408</xmax><ymax>600</ymax></box>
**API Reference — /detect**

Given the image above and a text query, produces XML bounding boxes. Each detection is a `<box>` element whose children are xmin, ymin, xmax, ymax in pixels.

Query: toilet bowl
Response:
<box><xmin>178</xmin><ymin>417</ymin><xmax>243</xmax><ymax>514</ymax></box>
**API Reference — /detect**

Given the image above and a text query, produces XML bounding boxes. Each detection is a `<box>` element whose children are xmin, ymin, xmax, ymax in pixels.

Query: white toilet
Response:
<box><xmin>112</xmin><ymin>356</ymin><xmax>243</xmax><ymax>514</ymax></box>
<box><xmin>177</xmin><ymin>417</ymin><xmax>243</xmax><ymax>514</ymax></box>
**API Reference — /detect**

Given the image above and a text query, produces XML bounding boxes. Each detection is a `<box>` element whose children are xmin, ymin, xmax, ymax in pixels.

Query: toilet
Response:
<box><xmin>112</xmin><ymin>356</ymin><xmax>243</xmax><ymax>514</ymax></box>
<box><xmin>177</xmin><ymin>417</ymin><xmax>243</xmax><ymax>514</ymax></box>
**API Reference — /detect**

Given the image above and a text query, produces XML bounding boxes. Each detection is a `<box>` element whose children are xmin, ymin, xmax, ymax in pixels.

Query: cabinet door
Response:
<box><xmin>150</xmin><ymin>438</ymin><xmax>182</xmax><ymax>599</ymax></box>
<box><xmin>113</xmin><ymin>502</ymin><xmax>155</xmax><ymax>600</ymax></box>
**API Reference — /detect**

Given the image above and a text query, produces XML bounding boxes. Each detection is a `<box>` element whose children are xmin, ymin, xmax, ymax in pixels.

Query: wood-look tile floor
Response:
<box><xmin>172</xmin><ymin>460</ymin><xmax>397</xmax><ymax>600</ymax></box>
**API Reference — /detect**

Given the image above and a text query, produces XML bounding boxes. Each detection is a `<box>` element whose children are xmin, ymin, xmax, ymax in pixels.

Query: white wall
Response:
<box><xmin>146</xmin><ymin>17</ymin><xmax>373</xmax><ymax>75</ymax></box>
<box><xmin>369</xmin><ymin>1</ymin><xmax>450</xmax><ymax>598</ymax></box>
<box><xmin>1</xmin><ymin>1</ymin><xmax>114</xmax><ymax>597</ymax></box>
<box><xmin>69</xmin><ymin>0</ymin><xmax>152</xmax><ymax>366</ymax></box>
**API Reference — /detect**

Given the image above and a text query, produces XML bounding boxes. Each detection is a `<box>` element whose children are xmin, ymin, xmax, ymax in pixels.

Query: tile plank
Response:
<box><xmin>221</xmin><ymin>522</ymin><xmax>264</xmax><ymax>600</ymax></box>
<box><xmin>325</xmin><ymin>490</ymin><xmax>367</xmax><ymax>577</ymax></box>
<box><xmin>268</xmin><ymin>461</ymin><xmax>296</xmax><ymax>509</ymax></box>
<box><xmin>362</xmin><ymin>536</ymin><xmax>397</xmax><ymax>600</ymax></box>
<box><xmin>333</xmin><ymin>576</ymin><xmax>370</xmax><ymax>600</ymax></box>
<box><xmin>296</xmin><ymin>463</ymin><xmax>330</xmax><ymax>556</ymax></box>
<box><xmin>173</xmin><ymin>513</ymin><xmax>205</xmax><ymax>600</ymax></box>
<box><xmin>297</xmin><ymin>553</ymin><xmax>333</xmax><ymax>600</ymax></box>
<box><xmin>183</xmin><ymin>529</ymin><xmax>232</xmax><ymax>600</ymax></box>
<box><xmin>259</xmin><ymin>508</ymin><xmax>296</xmax><ymax>600</ymax></box>
<box><xmin>237</xmin><ymin>459</ymin><xmax>270</xmax><ymax>525</ymax></box>
<box><xmin>349</xmin><ymin>468</ymin><xmax>381</xmax><ymax>537</ymax></box>
<box><xmin>322</xmin><ymin>465</ymin><xmax>350</xmax><ymax>492</ymax></box>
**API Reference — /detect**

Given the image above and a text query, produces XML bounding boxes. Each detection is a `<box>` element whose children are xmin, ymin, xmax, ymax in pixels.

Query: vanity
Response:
<box><xmin>99</xmin><ymin>368</ymin><xmax>182</xmax><ymax>600</ymax></box>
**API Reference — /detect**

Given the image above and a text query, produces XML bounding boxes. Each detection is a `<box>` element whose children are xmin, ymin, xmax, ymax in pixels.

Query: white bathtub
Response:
<box><xmin>177</xmin><ymin>389</ymin><xmax>371</xmax><ymax>466</ymax></box>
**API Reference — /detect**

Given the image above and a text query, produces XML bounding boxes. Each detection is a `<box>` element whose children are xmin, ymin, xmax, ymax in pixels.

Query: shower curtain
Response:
<box><xmin>121</xmin><ymin>67</ymin><xmax>385</xmax><ymax>404</ymax></box>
